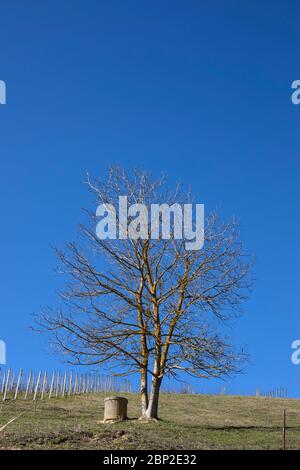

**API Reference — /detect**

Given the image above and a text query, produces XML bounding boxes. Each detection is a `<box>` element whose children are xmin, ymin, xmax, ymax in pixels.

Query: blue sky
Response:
<box><xmin>1</xmin><ymin>0</ymin><xmax>300</xmax><ymax>396</ymax></box>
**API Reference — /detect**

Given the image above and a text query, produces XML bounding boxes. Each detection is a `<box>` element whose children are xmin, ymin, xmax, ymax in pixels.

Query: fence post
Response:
<box><xmin>30</xmin><ymin>373</ymin><xmax>35</xmax><ymax>395</ymax></box>
<box><xmin>9</xmin><ymin>371</ymin><xmax>15</xmax><ymax>393</ymax></box>
<box><xmin>61</xmin><ymin>371</ymin><xmax>67</xmax><ymax>397</ymax></box>
<box><xmin>14</xmin><ymin>368</ymin><xmax>23</xmax><ymax>400</ymax></box>
<box><xmin>49</xmin><ymin>371</ymin><xmax>55</xmax><ymax>399</ymax></box>
<box><xmin>33</xmin><ymin>371</ymin><xmax>41</xmax><ymax>401</ymax></box>
<box><xmin>283</xmin><ymin>409</ymin><xmax>286</xmax><ymax>450</ymax></box>
<box><xmin>73</xmin><ymin>374</ymin><xmax>77</xmax><ymax>395</ymax></box>
<box><xmin>55</xmin><ymin>372</ymin><xmax>60</xmax><ymax>397</ymax></box>
<box><xmin>41</xmin><ymin>372</ymin><xmax>47</xmax><ymax>400</ymax></box>
<box><xmin>68</xmin><ymin>371</ymin><xmax>73</xmax><ymax>396</ymax></box>
<box><xmin>3</xmin><ymin>368</ymin><xmax>11</xmax><ymax>401</ymax></box>
<box><xmin>1</xmin><ymin>371</ymin><xmax>6</xmax><ymax>394</ymax></box>
<box><xmin>24</xmin><ymin>371</ymin><xmax>32</xmax><ymax>400</ymax></box>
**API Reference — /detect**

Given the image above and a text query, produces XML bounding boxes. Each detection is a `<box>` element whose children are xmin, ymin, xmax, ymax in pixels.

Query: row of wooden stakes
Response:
<box><xmin>0</xmin><ymin>368</ymin><xmax>132</xmax><ymax>401</ymax></box>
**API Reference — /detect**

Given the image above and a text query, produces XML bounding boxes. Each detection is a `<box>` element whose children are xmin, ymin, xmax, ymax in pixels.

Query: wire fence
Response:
<box><xmin>0</xmin><ymin>368</ymin><xmax>291</xmax><ymax>403</ymax></box>
<box><xmin>259</xmin><ymin>387</ymin><xmax>288</xmax><ymax>398</ymax></box>
<box><xmin>161</xmin><ymin>383</ymin><xmax>290</xmax><ymax>398</ymax></box>
<box><xmin>0</xmin><ymin>368</ymin><xmax>132</xmax><ymax>401</ymax></box>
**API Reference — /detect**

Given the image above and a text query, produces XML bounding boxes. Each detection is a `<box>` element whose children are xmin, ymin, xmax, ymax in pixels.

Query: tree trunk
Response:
<box><xmin>140</xmin><ymin>367</ymin><xmax>148</xmax><ymax>415</ymax></box>
<box><xmin>143</xmin><ymin>377</ymin><xmax>162</xmax><ymax>420</ymax></box>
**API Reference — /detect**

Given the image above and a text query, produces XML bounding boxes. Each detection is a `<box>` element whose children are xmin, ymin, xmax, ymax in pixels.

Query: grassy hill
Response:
<box><xmin>1</xmin><ymin>392</ymin><xmax>300</xmax><ymax>450</ymax></box>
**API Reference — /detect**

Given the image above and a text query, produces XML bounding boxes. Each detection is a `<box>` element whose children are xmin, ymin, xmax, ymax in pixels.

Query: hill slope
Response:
<box><xmin>1</xmin><ymin>393</ymin><xmax>300</xmax><ymax>450</ymax></box>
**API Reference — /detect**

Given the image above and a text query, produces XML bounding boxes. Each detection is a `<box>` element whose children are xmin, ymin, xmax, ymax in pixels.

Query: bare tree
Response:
<box><xmin>37</xmin><ymin>167</ymin><xmax>252</xmax><ymax>420</ymax></box>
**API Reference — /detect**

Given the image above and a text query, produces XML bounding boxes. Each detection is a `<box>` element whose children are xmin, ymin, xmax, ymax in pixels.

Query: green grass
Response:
<box><xmin>1</xmin><ymin>393</ymin><xmax>300</xmax><ymax>449</ymax></box>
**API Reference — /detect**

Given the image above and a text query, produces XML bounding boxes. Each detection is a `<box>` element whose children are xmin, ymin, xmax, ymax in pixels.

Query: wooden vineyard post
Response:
<box><xmin>1</xmin><ymin>371</ymin><xmax>6</xmax><ymax>394</ymax></box>
<box><xmin>33</xmin><ymin>371</ymin><xmax>41</xmax><ymax>401</ymax></box>
<box><xmin>61</xmin><ymin>372</ymin><xmax>67</xmax><ymax>397</ymax></box>
<box><xmin>24</xmin><ymin>371</ymin><xmax>32</xmax><ymax>400</ymax></box>
<box><xmin>14</xmin><ymin>368</ymin><xmax>23</xmax><ymax>400</ymax></box>
<box><xmin>49</xmin><ymin>371</ymin><xmax>55</xmax><ymax>399</ymax></box>
<box><xmin>68</xmin><ymin>371</ymin><xmax>73</xmax><ymax>396</ymax></box>
<box><xmin>73</xmin><ymin>374</ymin><xmax>78</xmax><ymax>395</ymax></box>
<box><xmin>2</xmin><ymin>368</ymin><xmax>11</xmax><ymax>401</ymax></box>
<box><xmin>283</xmin><ymin>409</ymin><xmax>286</xmax><ymax>450</ymax></box>
<box><xmin>55</xmin><ymin>372</ymin><xmax>60</xmax><ymax>398</ymax></box>
<box><xmin>40</xmin><ymin>372</ymin><xmax>47</xmax><ymax>400</ymax></box>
